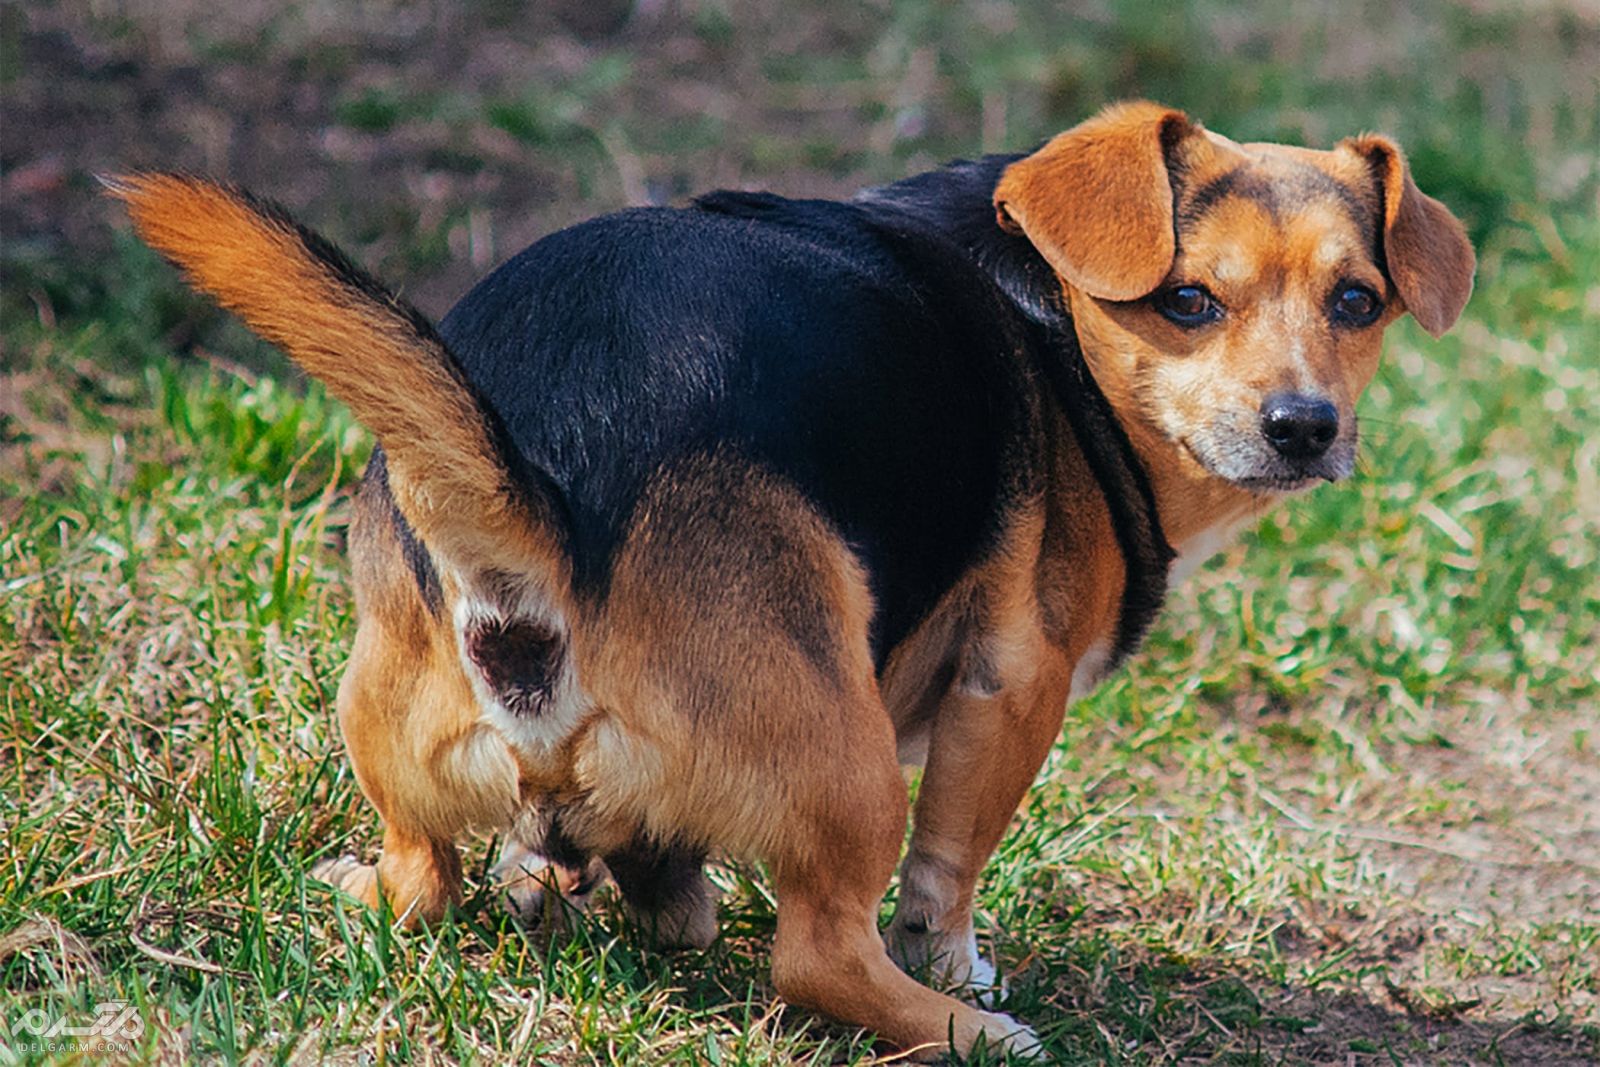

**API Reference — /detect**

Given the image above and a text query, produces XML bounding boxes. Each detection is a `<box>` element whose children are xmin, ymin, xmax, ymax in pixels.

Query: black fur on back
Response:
<box><xmin>379</xmin><ymin>154</ymin><xmax>1171</xmax><ymax>670</ymax></box>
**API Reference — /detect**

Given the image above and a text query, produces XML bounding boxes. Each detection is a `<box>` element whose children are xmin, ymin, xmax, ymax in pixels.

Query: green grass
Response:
<box><xmin>4</xmin><ymin>2</ymin><xmax>1599</xmax><ymax>1063</ymax></box>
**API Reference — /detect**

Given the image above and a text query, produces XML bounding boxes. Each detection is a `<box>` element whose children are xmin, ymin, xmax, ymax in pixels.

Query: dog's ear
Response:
<box><xmin>1338</xmin><ymin>134</ymin><xmax>1476</xmax><ymax>337</ymax></box>
<box><xmin>993</xmin><ymin>101</ymin><xmax>1199</xmax><ymax>301</ymax></box>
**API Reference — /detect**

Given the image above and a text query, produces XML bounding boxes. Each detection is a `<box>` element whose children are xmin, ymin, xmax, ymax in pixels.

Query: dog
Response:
<box><xmin>112</xmin><ymin>101</ymin><xmax>1474</xmax><ymax>1060</ymax></box>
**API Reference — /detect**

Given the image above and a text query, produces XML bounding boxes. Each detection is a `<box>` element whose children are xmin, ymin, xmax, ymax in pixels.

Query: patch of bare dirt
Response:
<box><xmin>1261</xmin><ymin>988</ymin><xmax>1599</xmax><ymax>1066</ymax></box>
<box><xmin>2</xmin><ymin>0</ymin><xmax>908</xmax><ymax>318</ymax></box>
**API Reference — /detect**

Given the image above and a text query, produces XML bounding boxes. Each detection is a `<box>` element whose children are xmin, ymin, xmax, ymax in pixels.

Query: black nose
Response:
<box><xmin>1260</xmin><ymin>393</ymin><xmax>1338</xmax><ymax>459</ymax></box>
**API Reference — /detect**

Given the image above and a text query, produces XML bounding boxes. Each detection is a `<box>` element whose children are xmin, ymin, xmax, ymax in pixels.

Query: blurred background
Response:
<box><xmin>3</xmin><ymin>0</ymin><xmax>1595</xmax><ymax>326</ymax></box>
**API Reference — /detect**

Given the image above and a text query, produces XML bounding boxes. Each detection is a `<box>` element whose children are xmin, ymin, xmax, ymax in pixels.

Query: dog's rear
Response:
<box><xmin>112</xmin><ymin>174</ymin><xmax>1040</xmax><ymax>1057</ymax></box>
<box><xmin>109</xmin><ymin>174</ymin><xmax>579</xmax><ymax>918</ymax></box>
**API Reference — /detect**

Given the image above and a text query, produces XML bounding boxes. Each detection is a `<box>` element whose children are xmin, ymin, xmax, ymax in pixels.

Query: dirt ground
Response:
<box><xmin>4</xmin><ymin>0</ymin><xmax>937</xmax><ymax>318</ymax></box>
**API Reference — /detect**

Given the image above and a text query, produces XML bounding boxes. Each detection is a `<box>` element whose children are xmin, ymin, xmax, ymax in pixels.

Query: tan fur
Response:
<box><xmin>574</xmin><ymin>457</ymin><xmax>881</xmax><ymax>857</ymax></box>
<box><xmin>311</xmin><ymin>473</ymin><xmax>523</xmax><ymax>919</ymax></box>
<box><xmin>1002</xmin><ymin>107</ymin><xmax>1474</xmax><ymax>557</ymax></box>
<box><xmin>114</xmin><ymin>103</ymin><xmax>1473</xmax><ymax>1061</ymax></box>
<box><xmin>994</xmin><ymin>100</ymin><xmax>1195</xmax><ymax>300</ymax></box>
<box><xmin>106</xmin><ymin>174</ymin><xmax>568</xmax><ymax>585</ymax></box>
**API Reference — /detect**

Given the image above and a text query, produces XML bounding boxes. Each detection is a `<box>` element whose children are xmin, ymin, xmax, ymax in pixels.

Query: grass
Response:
<box><xmin>4</xmin><ymin>1</ymin><xmax>1600</xmax><ymax>1063</ymax></box>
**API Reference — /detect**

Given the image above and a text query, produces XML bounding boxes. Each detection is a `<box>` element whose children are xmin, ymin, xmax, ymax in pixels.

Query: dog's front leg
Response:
<box><xmin>886</xmin><ymin>646</ymin><xmax>1073</xmax><ymax>991</ymax></box>
<box><xmin>313</xmin><ymin>605</ymin><xmax>522</xmax><ymax>925</ymax></box>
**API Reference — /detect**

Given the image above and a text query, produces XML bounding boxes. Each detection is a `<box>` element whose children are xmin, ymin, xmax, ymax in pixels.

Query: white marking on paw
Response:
<box><xmin>309</xmin><ymin>854</ymin><xmax>363</xmax><ymax>884</ymax></box>
<box><xmin>978</xmin><ymin>1011</ymin><xmax>1042</xmax><ymax>1059</ymax></box>
<box><xmin>961</xmin><ymin>926</ymin><xmax>998</xmax><ymax>991</ymax></box>
<box><xmin>886</xmin><ymin>907</ymin><xmax>1001</xmax><ymax>997</ymax></box>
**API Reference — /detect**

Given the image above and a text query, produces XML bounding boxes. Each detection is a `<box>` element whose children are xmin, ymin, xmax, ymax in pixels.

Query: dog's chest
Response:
<box><xmin>1168</xmin><ymin>511</ymin><xmax>1260</xmax><ymax>586</ymax></box>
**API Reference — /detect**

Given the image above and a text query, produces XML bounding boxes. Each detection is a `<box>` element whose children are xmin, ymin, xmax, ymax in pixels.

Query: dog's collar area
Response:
<box><xmin>1038</xmin><ymin>321</ymin><xmax>1175</xmax><ymax>668</ymax></box>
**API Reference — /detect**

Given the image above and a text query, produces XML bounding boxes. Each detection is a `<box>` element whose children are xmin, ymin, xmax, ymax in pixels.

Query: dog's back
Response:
<box><xmin>423</xmin><ymin>195</ymin><xmax>1038</xmax><ymax>655</ymax></box>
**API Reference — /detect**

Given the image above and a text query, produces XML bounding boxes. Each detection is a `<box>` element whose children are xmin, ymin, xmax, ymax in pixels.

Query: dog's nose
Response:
<box><xmin>1260</xmin><ymin>393</ymin><xmax>1338</xmax><ymax>459</ymax></box>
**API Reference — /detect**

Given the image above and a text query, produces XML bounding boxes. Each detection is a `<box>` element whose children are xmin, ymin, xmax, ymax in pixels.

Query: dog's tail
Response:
<box><xmin>108</xmin><ymin>173</ymin><xmax>568</xmax><ymax>582</ymax></box>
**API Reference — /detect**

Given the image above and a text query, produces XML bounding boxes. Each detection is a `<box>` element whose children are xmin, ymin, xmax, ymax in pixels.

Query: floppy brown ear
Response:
<box><xmin>1340</xmin><ymin>134</ymin><xmax>1476</xmax><ymax>337</ymax></box>
<box><xmin>993</xmin><ymin>101</ymin><xmax>1198</xmax><ymax>301</ymax></box>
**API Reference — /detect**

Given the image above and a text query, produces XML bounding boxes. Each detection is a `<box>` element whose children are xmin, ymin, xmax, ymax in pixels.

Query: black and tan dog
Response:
<box><xmin>114</xmin><ymin>101</ymin><xmax>1473</xmax><ymax>1059</ymax></box>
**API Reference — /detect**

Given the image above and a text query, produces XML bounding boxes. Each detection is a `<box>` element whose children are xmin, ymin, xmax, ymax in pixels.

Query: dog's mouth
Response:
<box><xmin>1180</xmin><ymin>431</ymin><xmax>1354</xmax><ymax>495</ymax></box>
<box><xmin>1227</xmin><ymin>471</ymin><xmax>1327</xmax><ymax>493</ymax></box>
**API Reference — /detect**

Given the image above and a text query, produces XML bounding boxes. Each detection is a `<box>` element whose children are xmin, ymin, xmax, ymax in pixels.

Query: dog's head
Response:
<box><xmin>995</xmin><ymin>101</ymin><xmax>1475</xmax><ymax>494</ymax></box>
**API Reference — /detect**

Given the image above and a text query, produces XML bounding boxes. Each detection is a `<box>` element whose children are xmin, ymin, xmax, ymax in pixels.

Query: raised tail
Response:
<box><xmin>109</xmin><ymin>173</ymin><xmax>567</xmax><ymax>581</ymax></box>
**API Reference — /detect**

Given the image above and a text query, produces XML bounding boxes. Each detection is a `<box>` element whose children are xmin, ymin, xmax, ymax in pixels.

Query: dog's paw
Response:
<box><xmin>624</xmin><ymin>870</ymin><xmax>720</xmax><ymax>950</ymax></box>
<box><xmin>972</xmin><ymin>1011</ymin><xmax>1042</xmax><ymax>1060</ymax></box>
<box><xmin>963</xmin><ymin>941</ymin><xmax>1000</xmax><ymax>998</ymax></box>
<box><xmin>493</xmin><ymin>842</ymin><xmax>605</xmax><ymax>933</ymax></box>
<box><xmin>886</xmin><ymin>915</ymin><xmax>1001</xmax><ymax>1000</ymax></box>
<box><xmin>310</xmin><ymin>854</ymin><xmax>380</xmax><ymax>908</ymax></box>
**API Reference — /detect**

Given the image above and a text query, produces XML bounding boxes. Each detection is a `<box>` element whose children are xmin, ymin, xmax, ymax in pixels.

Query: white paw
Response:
<box><xmin>960</xmin><ymin>927</ymin><xmax>1000</xmax><ymax>996</ymax></box>
<box><xmin>886</xmin><ymin>916</ymin><xmax>1003</xmax><ymax>1000</ymax></box>
<box><xmin>310</xmin><ymin>854</ymin><xmax>366</xmax><ymax>887</ymax></box>
<box><xmin>977</xmin><ymin>1011</ymin><xmax>1042</xmax><ymax>1059</ymax></box>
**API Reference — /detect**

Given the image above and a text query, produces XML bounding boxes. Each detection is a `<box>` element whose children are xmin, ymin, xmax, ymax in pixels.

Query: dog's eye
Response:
<box><xmin>1332</xmin><ymin>284</ymin><xmax>1383</xmax><ymax>326</ymax></box>
<box><xmin>1156</xmin><ymin>285</ymin><xmax>1221</xmax><ymax>327</ymax></box>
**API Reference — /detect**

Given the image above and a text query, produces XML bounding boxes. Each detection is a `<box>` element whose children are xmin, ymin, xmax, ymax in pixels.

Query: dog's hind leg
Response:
<box><xmin>314</xmin><ymin>613</ymin><xmax>520</xmax><ymax>924</ymax></box>
<box><xmin>315</xmin><ymin>832</ymin><xmax>463</xmax><ymax>924</ymax></box>
<box><xmin>313</xmin><ymin>468</ymin><xmax>522</xmax><ymax>925</ymax></box>
<box><xmin>765</xmin><ymin>699</ymin><xmax>1040</xmax><ymax>1061</ymax></box>
<box><xmin>591</xmin><ymin>460</ymin><xmax>1037</xmax><ymax>1057</ymax></box>
<box><xmin>604</xmin><ymin>838</ymin><xmax>718</xmax><ymax>950</ymax></box>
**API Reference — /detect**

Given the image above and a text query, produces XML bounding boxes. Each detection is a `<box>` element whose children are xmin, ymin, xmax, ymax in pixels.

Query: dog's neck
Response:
<box><xmin>1113</xmin><ymin>412</ymin><xmax>1274</xmax><ymax>552</ymax></box>
<box><xmin>862</xmin><ymin>156</ymin><xmax>1273</xmax><ymax>554</ymax></box>
<box><xmin>858</xmin><ymin>153</ymin><xmax>1067</xmax><ymax>326</ymax></box>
